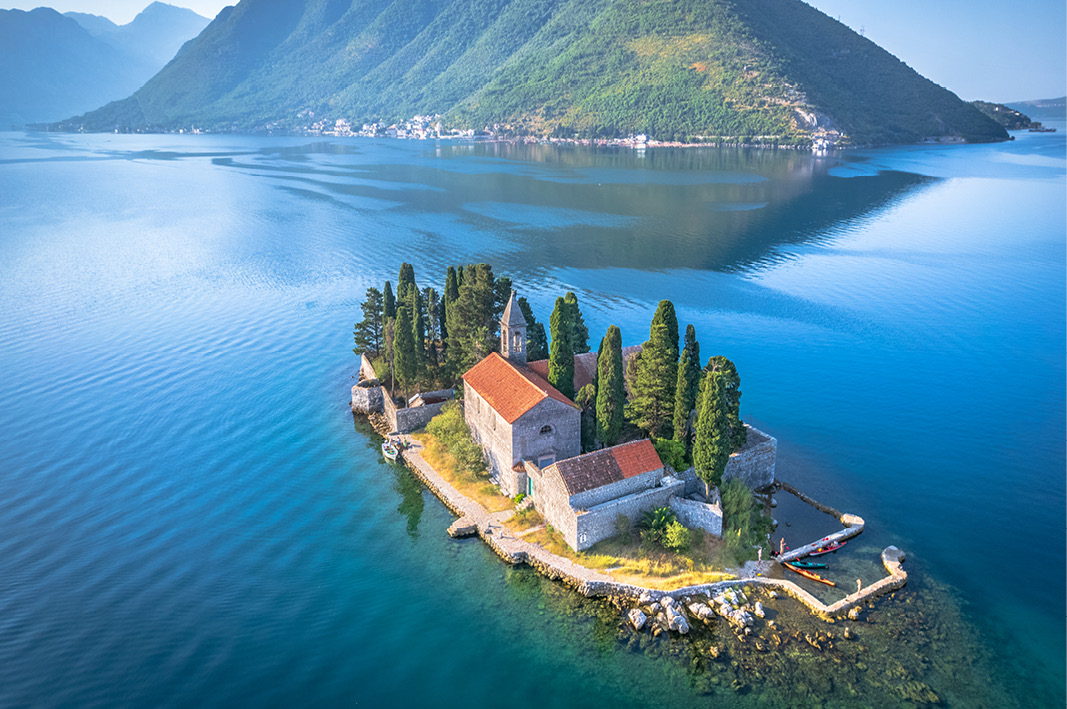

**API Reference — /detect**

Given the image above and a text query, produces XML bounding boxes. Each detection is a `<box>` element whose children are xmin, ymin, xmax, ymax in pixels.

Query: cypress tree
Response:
<box><xmin>423</xmin><ymin>286</ymin><xmax>440</xmax><ymax>377</ymax></box>
<box><xmin>409</xmin><ymin>288</ymin><xmax>426</xmax><ymax>379</ymax></box>
<box><xmin>397</xmin><ymin>263</ymin><xmax>417</xmax><ymax>302</ymax></box>
<box><xmin>692</xmin><ymin>369</ymin><xmax>731</xmax><ymax>499</ymax></box>
<box><xmin>650</xmin><ymin>300</ymin><xmax>680</xmax><ymax>364</ymax></box>
<box><xmin>383</xmin><ymin>281</ymin><xmax>396</xmax><ymax>321</ymax></box>
<box><xmin>595</xmin><ymin>325</ymin><xmax>625</xmax><ymax>446</ymax></box>
<box><xmin>706</xmin><ymin>356</ymin><xmax>746</xmax><ymax>450</ymax></box>
<box><xmin>548</xmin><ymin>297</ymin><xmax>575</xmax><ymax>400</ymax></box>
<box><xmin>441</xmin><ymin>267</ymin><xmax>458</xmax><ymax>365</ymax></box>
<box><xmin>447</xmin><ymin>263</ymin><xmax>496</xmax><ymax>374</ymax></box>
<box><xmin>517</xmin><ymin>297</ymin><xmax>548</xmax><ymax>361</ymax></box>
<box><xmin>575</xmin><ymin>384</ymin><xmax>597</xmax><ymax>453</ymax></box>
<box><xmin>353</xmin><ymin>287</ymin><xmax>384</xmax><ymax>356</ymax></box>
<box><xmin>626</xmin><ymin>322</ymin><xmax>675</xmax><ymax>438</ymax></box>
<box><xmin>564</xmin><ymin>292</ymin><xmax>590</xmax><ymax>354</ymax></box>
<box><xmin>393</xmin><ymin>301</ymin><xmax>417</xmax><ymax>402</ymax></box>
<box><xmin>493</xmin><ymin>276</ymin><xmax>513</xmax><ymax>318</ymax></box>
<box><xmin>672</xmin><ymin>325</ymin><xmax>702</xmax><ymax>445</ymax></box>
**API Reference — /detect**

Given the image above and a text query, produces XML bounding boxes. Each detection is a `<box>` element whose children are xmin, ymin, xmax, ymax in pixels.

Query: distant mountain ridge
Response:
<box><xmin>0</xmin><ymin>3</ymin><xmax>209</xmax><ymax>128</ymax></box>
<box><xmin>1006</xmin><ymin>97</ymin><xmax>1067</xmax><ymax>123</ymax></box>
<box><xmin>60</xmin><ymin>0</ymin><xmax>1006</xmax><ymax>146</ymax></box>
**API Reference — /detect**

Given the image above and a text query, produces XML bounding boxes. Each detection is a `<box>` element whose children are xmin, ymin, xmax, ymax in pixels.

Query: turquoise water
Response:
<box><xmin>0</xmin><ymin>129</ymin><xmax>1063</xmax><ymax>707</ymax></box>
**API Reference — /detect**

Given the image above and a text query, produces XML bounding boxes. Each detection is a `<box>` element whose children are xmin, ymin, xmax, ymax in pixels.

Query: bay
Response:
<box><xmin>0</xmin><ymin>128</ymin><xmax>1062</xmax><ymax>707</ymax></box>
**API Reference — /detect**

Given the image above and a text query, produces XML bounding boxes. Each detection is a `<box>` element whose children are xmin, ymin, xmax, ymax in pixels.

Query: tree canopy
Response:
<box><xmin>595</xmin><ymin>325</ymin><xmax>625</xmax><ymax>446</ymax></box>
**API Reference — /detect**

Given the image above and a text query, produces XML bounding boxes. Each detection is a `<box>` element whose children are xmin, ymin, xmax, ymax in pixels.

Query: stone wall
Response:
<box><xmin>463</xmin><ymin>383</ymin><xmax>514</xmax><ymax>490</ymax></box>
<box><xmin>572</xmin><ymin>477</ymin><xmax>686</xmax><ymax>550</ymax></box>
<box><xmin>676</xmin><ymin>423</ymin><xmax>777</xmax><ymax>494</ymax></box>
<box><xmin>350</xmin><ymin>382</ymin><xmax>384</xmax><ymax>414</ymax></box>
<box><xmin>393</xmin><ymin>399</ymin><xmax>451</xmax><ymax>433</ymax></box>
<box><xmin>570</xmin><ymin>467</ymin><xmax>661</xmax><ymax>510</ymax></box>
<box><xmin>669</xmin><ymin>496</ymin><xmax>723</xmax><ymax>537</ymax></box>
<box><xmin>723</xmin><ymin>424</ymin><xmax>777</xmax><ymax>490</ymax></box>
<box><xmin>512</xmin><ymin>398</ymin><xmax>580</xmax><ymax>470</ymax></box>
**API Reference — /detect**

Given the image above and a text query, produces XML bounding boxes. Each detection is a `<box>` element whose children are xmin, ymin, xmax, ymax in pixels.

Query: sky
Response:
<box><xmin>2</xmin><ymin>0</ymin><xmax>1064</xmax><ymax>101</ymax></box>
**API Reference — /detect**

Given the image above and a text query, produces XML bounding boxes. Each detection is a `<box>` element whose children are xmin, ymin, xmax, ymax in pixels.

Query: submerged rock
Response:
<box><xmin>753</xmin><ymin>601</ymin><xmax>766</xmax><ymax>618</ymax></box>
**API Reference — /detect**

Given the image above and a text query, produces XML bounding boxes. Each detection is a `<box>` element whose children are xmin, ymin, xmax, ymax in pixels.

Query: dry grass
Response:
<box><xmin>412</xmin><ymin>433</ymin><xmax>513</xmax><ymax>513</ymax></box>
<box><xmin>503</xmin><ymin>506</ymin><xmax>543</xmax><ymax>534</ymax></box>
<box><xmin>525</xmin><ymin>525</ymin><xmax>736</xmax><ymax>589</ymax></box>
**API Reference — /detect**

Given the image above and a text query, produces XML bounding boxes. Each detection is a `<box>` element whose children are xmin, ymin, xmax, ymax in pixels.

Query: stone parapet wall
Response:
<box><xmin>572</xmin><ymin>478</ymin><xmax>685</xmax><ymax>551</ymax></box>
<box><xmin>669</xmin><ymin>496</ymin><xmax>723</xmax><ymax>537</ymax></box>
<box><xmin>350</xmin><ymin>383</ymin><xmax>383</xmax><ymax>414</ymax></box>
<box><xmin>676</xmin><ymin>423</ymin><xmax>777</xmax><ymax>494</ymax></box>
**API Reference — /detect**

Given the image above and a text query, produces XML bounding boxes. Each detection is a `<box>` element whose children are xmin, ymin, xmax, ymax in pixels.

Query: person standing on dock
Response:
<box><xmin>779</xmin><ymin>538</ymin><xmax>786</xmax><ymax>555</ymax></box>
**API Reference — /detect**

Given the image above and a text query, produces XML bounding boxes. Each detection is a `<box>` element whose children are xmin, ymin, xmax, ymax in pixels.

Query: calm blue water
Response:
<box><xmin>0</xmin><ymin>128</ymin><xmax>1063</xmax><ymax>707</ymax></box>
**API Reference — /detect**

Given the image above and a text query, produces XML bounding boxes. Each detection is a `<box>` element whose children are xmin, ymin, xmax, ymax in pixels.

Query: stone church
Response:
<box><xmin>462</xmin><ymin>292</ymin><xmax>581</xmax><ymax>497</ymax></box>
<box><xmin>461</xmin><ymin>291</ymin><xmax>776</xmax><ymax>552</ymax></box>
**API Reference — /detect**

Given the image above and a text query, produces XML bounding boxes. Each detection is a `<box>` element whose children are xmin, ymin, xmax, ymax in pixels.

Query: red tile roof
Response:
<box><xmin>462</xmin><ymin>352</ymin><xmax>577</xmax><ymax>424</ymax></box>
<box><xmin>548</xmin><ymin>439</ymin><xmax>663</xmax><ymax>496</ymax></box>
<box><xmin>527</xmin><ymin>346</ymin><xmax>642</xmax><ymax>396</ymax></box>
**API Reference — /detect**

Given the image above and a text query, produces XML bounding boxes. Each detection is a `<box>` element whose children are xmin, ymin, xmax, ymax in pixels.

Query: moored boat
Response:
<box><xmin>809</xmin><ymin>540</ymin><xmax>847</xmax><ymax>556</ymax></box>
<box><xmin>789</xmin><ymin>560</ymin><xmax>828</xmax><ymax>569</ymax></box>
<box><xmin>382</xmin><ymin>440</ymin><xmax>400</xmax><ymax>462</ymax></box>
<box><xmin>784</xmin><ymin>562</ymin><xmax>836</xmax><ymax>586</ymax></box>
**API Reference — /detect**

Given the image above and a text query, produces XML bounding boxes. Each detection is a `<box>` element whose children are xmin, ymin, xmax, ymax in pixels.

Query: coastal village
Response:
<box><xmin>350</xmin><ymin>263</ymin><xmax>907</xmax><ymax>643</ymax></box>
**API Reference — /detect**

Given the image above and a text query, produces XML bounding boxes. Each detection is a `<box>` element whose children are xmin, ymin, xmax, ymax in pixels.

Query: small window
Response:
<box><xmin>539</xmin><ymin>424</ymin><xmax>553</xmax><ymax>435</ymax></box>
<box><xmin>512</xmin><ymin>331</ymin><xmax>522</xmax><ymax>351</ymax></box>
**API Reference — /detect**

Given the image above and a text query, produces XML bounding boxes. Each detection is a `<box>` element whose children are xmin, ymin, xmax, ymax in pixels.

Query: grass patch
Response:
<box><xmin>524</xmin><ymin>525</ymin><xmax>736</xmax><ymax>589</ymax></box>
<box><xmin>503</xmin><ymin>506</ymin><xmax>543</xmax><ymax>534</ymax></box>
<box><xmin>412</xmin><ymin>433</ymin><xmax>513</xmax><ymax>513</ymax></box>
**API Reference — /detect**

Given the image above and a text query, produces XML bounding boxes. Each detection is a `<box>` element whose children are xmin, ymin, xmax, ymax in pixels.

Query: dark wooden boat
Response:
<box><xmin>784</xmin><ymin>562</ymin><xmax>836</xmax><ymax>586</ymax></box>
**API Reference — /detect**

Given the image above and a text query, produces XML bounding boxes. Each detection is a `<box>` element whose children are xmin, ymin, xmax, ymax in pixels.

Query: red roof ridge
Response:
<box><xmin>462</xmin><ymin>352</ymin><xmax>577</xmax><ymax>423</ymax></box>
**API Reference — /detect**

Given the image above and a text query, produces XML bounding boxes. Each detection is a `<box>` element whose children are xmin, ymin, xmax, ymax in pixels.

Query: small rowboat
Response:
<box><xmin>789</xmin><ymin>560</ymin><xmax>827</xmax><ymax>569</ymax></box>
<box><xmin>784</xmin><ymin>562</ymin><xmax>836</xmax><ymax>587</ymax></box>
<box><xmin>809</xmin><ymin>540</ymin><xmax>847</xmax><ymax>556</ymax></box>
<box><xmin>382</xmin><ymin>440</ymin><xmax>400</xmax><ymax>462</ymax></box>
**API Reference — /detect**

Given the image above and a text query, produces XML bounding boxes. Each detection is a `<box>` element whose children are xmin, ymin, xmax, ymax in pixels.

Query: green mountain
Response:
<box><xmin>0</xmin><ymin>4</ymin><xmax>208</xmax><ymax>128</ymax></box>
<box><xmin>61</xmin><ymin>0</ymin><xmax>1007</xmax><ymax>145</ymax></box>
<box><xmin>971</xmin><ymin>101</ymin><xmax>1031</xmax><ymax>131</ymax></box>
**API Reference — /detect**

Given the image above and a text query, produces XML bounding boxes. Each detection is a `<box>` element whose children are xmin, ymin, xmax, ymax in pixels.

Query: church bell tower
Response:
<box><xmin>500</xmin><ymin>290</ymin><xmax>527</xmax><ymax>365</ymax></box>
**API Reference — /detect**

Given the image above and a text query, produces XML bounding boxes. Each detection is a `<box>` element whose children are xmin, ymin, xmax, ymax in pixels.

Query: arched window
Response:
<box><xmin>539</xmin><ymin>424</ymin><xmax>553</xmax><ymax>436</ymax></box>
<box><xmin>512</xmin><ymin>331</ymin><xmax>522</xmax><ymax>351</ymax></box>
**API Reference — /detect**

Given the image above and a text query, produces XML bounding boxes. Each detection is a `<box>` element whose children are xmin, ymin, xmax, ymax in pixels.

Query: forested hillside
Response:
<box><xmin>60</xmin><ymin>0</ymin><xmax>1007</xmax><ymax>145</ymax></box>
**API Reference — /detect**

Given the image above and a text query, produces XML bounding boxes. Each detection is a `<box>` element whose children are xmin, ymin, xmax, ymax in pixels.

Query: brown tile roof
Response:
<box><xmin>528</xmin><ymin>345</ymin><xmax>642</xmax><ymax>396</ymax></box>
<box><xmin>462</xmin><ymin>352</ymin><xmax>576</xmax><ymax>424</ymax></box>
<box><xmin>548</xmin><ymin>439</ymin><xmax>663</xmax><ymax>496</ymax></box>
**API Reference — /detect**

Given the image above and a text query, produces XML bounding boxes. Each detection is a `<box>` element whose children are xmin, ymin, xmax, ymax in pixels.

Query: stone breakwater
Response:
<box><xmin>386</xmin><ymin>432</ymin><xmax>907</xmax><ymax>625</ymax></box>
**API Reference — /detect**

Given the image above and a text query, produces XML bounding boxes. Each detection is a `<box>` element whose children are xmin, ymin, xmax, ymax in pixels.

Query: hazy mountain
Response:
<box><xmin>1006</xmin><ymin>97</ymin><xmax>1066</xmax><ymax>122</ymax></box>
<box><xmin>0</xmin><ymin>3</ymin><xmax>209</xmax><ymax>128</ymax></box>
<box><xmin>60</xmin><ymin>0</ymin><xmax>1006</xmax><ymax>145</ymax></box>
<box><xmin>68</xmin><ymin>2</ymin><xmax>212</xmax><ymax>67</ymax></box>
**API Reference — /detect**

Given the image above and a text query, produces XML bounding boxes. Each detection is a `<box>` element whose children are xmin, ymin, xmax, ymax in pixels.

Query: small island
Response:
<box><xmin>350</xmin><ymin>262</ymin><xmax>907</xmax><ymax>637</ymax></box>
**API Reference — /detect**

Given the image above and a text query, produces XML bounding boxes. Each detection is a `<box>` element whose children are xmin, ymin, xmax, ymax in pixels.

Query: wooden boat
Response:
<box><xmin>784</xmin><ymin>562</ymin><xmax>836</xmax><ymax>587</ymax></box>
<box><xmin>382</xmin><ymin>440</ymin><xmax>400</xmax><ymax>462</ymax></box>
<box><xmin>809</xmin><ymin>540</ymin><xmax>847</xmax><ymax>556</ymax></box>
<box><xmin>789</xmin><ymin>560</ymin><xmax>828</xmax><ymax>569</ymax></box>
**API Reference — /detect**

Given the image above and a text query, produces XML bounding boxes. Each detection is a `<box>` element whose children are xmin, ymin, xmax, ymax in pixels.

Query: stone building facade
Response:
<box><xmin>462</xmin><ymin>293</ymin><xmax>580</xmax><ymax>497</ymax></box>
<box><xmin>528</xmin><ymin>439</ymin><xmax>679</xmax><ymax>551</ymax></box>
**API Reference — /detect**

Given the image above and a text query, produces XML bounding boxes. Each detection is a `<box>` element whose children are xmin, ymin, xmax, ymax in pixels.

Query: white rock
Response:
<box><xmin>639</xmin><ymin>591</ymin><xmax>652</xmax><ymax>604</ymax></box>
<box><xmin>676</xmin><ymin>615</ymin><xmax>690</xmax><ymax>634</ymax></box>
<box><xmin>650</xmin><ymin>602</ymin><xmax>661</xmax><ymax>614</ymax></box>
<box><xmin>753</xmin><ymin>602</ymin><xmax>765</xmax><ymax>618</ymax></box>
<box><xmin>768</xmin><ymin>590</ymin><xmax>779</xmax><ymax>599</ymax></box>
<box><xmin>628</xmin><ymin>608</ymin><xmax>648</xmax><ymax>631</ymax></box>
<box><xmin>661</xmin><ymin>595</ymin><xmax>675</xmax><ymax>608</ymax></box>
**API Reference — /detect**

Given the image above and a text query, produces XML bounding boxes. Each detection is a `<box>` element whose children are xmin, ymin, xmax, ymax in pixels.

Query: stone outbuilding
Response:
<box><xmin>462</xmin><ymin>293</ymin><xmax>580</xmax><ymax>497</ymax></box>
<box><xmin>526</xmin><ymin>439</ymin><xmax>688</xmax><ymax>551</ymax></box>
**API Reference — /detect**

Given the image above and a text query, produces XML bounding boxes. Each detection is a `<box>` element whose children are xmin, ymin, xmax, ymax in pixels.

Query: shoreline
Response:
<box><xmin>363</xmin><ymin>410</ymin><xmax>907</xmax><ymax>624</ymax></box>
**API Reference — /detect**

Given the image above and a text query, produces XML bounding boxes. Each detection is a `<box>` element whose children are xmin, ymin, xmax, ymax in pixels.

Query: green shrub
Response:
<box><xmin>427</xmin><ymin>401</ymin><xmax>486</xmax><ymax>474</ymax></box>
<box><xmin>513</xmin><ymin>492</ymin><xmax>527</xmax><ymax>505</ymax></box>
<box><xmin>664</xmin><ymin>520</ymin><xmax>692</xmax><ymax>553</ymax></box>
<box><xmin>653</xmin><ymin>437</ymin><xmax>688</xmax><ymax>472</ymax></box>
